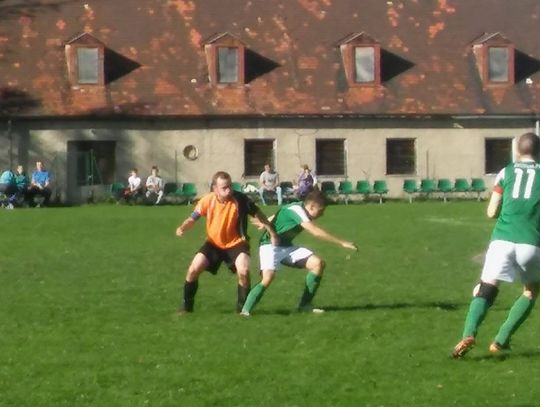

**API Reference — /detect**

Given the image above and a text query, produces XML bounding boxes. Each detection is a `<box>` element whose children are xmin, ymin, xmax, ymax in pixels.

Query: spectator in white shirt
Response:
<box><xmin>145</xmin><ymin>165</ymin><xmax>164</xmax><ymax>205</ymax></box>
<box><xmin>123</xmin><ymin>168</ymin><xmax>143</xmax><ymax>203</ymax></box>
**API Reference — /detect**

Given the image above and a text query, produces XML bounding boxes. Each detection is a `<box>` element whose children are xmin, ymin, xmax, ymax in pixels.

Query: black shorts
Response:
<box><xmin>197</xmin><ymin>241</ymin><xmax>250</xmax><ymax>274</ymax></box>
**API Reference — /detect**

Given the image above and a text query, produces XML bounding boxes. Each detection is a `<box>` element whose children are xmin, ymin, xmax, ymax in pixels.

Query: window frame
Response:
<box><xmin>315</xmin><ymin>138</ymin><xmax>346</xmax><ymax>176</ymax></box>
<box><xmin>217</xmin><ymin>46</ymin><xmax>240</xmax><ymax>84</ymax></box>
<box><xmin>76</xmin><ymin>47</ymin><xmax>100</xmax><ymax>85</ymax></box>
<box><xmin>65</xmin><ymin>40</ymin><xmax>105</xmax><ymax>87</ymax></box>
<box><xmin>338</xmin><ymin>33</ymin><xmax>381</xmax><ymax>87</ymax></box>
<box><xmin>386</xmin><ymin>138</ymin><xmax>416</xmax><ymax>176</ymax></box>
<box><xmin>487</xmin><ymin>46</ymin><xmax>511</xmax><ymax>83</ymax></box>
<box><xmin>485</xmin><ymin>138</ymin><xmax>513</xmax><ymax>175</ymax></box>
<box><xmin>204</xmin><ymin>33</ymin><xmax>246</xmax><ymax>86</ymax></box>
<box><xmin>354</xmin><ymin>46</ymin><xmax>376</xmax><ymax>84</ymax></box>
<box><xmin>244</xmin><ymin>139</ymin><xmax>275</xmax><ymax>177</ymax></box>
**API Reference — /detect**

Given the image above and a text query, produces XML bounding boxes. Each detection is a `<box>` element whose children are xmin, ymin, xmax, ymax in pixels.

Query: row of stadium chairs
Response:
<box><xmin>317</xmin><ymin>178</ymin><xmax>487</xmax><ymax>204</ymax></box>
<box><xmin>320</xmin><ymin>180</ymin><xmax>389</xmax><ymax>204</ymax></box>
<box><xmin>403</xmin><ymin>178</ymin><xmax>487</xmax><ymax>203</ymax></box>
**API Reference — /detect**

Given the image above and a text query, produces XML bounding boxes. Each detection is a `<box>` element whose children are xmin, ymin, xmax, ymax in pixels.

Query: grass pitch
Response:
<box><xmin>1</xmin><ymin>202</ymin><xmax>540</xmax><ymax>406</ymax></box>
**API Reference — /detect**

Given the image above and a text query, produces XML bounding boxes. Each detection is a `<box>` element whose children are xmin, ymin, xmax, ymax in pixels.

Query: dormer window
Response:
<box><xmin>203</xmin><ymin>33</ymin><xmax>245</xmax><ymax>86</ymax></box>
<box><xmin>65</xmin><ymin>32</ymin><xmax>105</xmax><ymax>86</ymax></box>
<box><xmin>337</xmin><ymin>32</ymin><xmax>381</xmax><ymax>86</ymax></box>
<box><xmin>471</xmin><ymin>33</ymin><xmax>514</xmax><ymax>85</ymax></box>
<box><xmin>217</xmin><ymin>47</ymin><xmax>239</xmax><ymax>83</ymax></box>
<box><xmin>354</xmin><ymin>46</ymin><xmax>375</xmax><ymax>83</ymax></box>
<box><xmin>77</xmin><ymin>47</ymin><xmax>99</xmax><ymax>84</ymax></box>
<box><xmin>488</xmin><ymin>47</ymin><xmax>509</xmax><ymax>82</ymax></box>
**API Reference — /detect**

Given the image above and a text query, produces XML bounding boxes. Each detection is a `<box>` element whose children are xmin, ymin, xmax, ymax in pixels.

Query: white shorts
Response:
<box><xmin>259</xmin><ymin>244</ymin><xmax>313</xmax><ymax>271</ymax></box>
<box><xmin>481</xmin><ymin>240</ymin><xmax>540</xmax><ymax>284</ymax></box>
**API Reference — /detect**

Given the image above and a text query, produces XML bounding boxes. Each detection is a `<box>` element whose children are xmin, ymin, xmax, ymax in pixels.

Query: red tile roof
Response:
<box><xmin>1</xmin><ymin>0</ymin><xmax>540</xmax><ymax>117</ymax></box>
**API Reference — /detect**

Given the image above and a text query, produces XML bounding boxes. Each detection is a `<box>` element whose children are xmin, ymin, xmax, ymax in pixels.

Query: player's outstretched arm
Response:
<box><xmin>176</xmin><ymin>217</ymin><xmax>196</xmax><ymax>237</ymax></box>
<box><xmin>301</xmin><ymin>221</ymin><xmax>357</xmax><ymax>250</ymax></box>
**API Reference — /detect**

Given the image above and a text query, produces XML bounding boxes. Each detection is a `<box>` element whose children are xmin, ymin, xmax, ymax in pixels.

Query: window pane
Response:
<box><xmin>218</xmin><ymin>47</ymin><xmax>238</xmax><ymax>83</ymax></box>
<box><xmin>316</xmin><ymin>139</ymin><xmax>345</xmax><ymax>176</ymax></box>
<box><xmin>77</xmin><ymin>48</ymin><xmax>99</xmax><ymax>84</ymax></box>
<box><xmin>355</xmin><ymin>47</ymin><xmax>375</xmax><ymax>83</ymax></box>
<box><xmin>386</xmin><ymin>139</ymin><xmax>415</xmax><ymax>175</ymax></box>
<box><xmin>485</xmin><ymin>138</ymin><xmax>512</xmax><ymax>174</ymax></box>
<box><xmin>488</xmin><ymin>47</ymin><xmax>509</xmax><ymax>82</ymax></box>
<box><xmin>244</xmin><ymin>140</ymin><xmax>274</xmax><ymax>176</ymax></box>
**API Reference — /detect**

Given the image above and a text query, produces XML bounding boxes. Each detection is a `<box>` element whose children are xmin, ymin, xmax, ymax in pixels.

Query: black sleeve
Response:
<box><xmin>234</xmin><ymin>191</ymin><xmax>259</xmax><ymax>216</ymax></box>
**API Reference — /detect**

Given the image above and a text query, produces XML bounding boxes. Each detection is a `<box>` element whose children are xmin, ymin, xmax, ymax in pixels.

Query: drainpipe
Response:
<box><xmin>536</xmin><ymin>120</ymin><xmax>539</xmax><ymax>136</ymax></box>
<box><xmin>7</xmin><ymin>119</ymin><xmax>13</xmax><ymax>169</ymax></box>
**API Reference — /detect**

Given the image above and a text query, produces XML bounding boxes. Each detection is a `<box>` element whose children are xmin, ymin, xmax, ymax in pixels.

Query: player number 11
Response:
<box><xmin>512</xmin><ymin>168</ymin><xmax>536</xmax><ymax>199</ymax></box>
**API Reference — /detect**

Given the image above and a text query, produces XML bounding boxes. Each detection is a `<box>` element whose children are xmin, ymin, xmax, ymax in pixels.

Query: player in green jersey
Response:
<box><xmin>240</xmin><ymin>190</ymin><xmax>357</xmax><ymax>316</ymax></box>
<box><xmin>453</xmin><ymin>132</ymin><xmax>540</xmax><ymax>358</ymax></box>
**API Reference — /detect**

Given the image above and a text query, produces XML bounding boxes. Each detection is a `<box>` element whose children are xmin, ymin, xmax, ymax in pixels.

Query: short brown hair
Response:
<box><xmin>304</xmin><ymin>190</ymin><xmax>327</xmax><ymax>206</ymax></box>
<box><xmin>211</xmin><ymin>171</ymin><xmax>232</xmax><ymax>186</ymax></box>
<box><xmin>518</xmin><ymin>132</ymin><xmax>540</xmax><ymax>158</ymax></box>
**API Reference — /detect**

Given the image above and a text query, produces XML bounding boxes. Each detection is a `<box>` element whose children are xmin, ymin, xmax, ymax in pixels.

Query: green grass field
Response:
<box><xmin>1</xmin><ymin>202</ymin><xmax>540</xmax><ymax>406</ymax></box>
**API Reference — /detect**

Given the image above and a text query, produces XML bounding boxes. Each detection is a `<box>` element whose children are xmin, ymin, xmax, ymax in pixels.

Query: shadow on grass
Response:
<box><xmin>324</xmin><ymin>302</ymin><xmax>461</xmax><ymax>312</ymax></box>
<box><xmin>246</xmin><ymin>301</ymin><xmax>462</xmax><ymax>316</ymax></box>
<box><xmin>467</xmin><ymin>349</ymin><xmax>540</xmax><ymax>362</ymax></box>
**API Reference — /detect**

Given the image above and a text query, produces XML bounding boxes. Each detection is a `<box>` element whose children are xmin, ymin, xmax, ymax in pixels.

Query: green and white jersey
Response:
<box><xmin>491</xmin><ymin>160</ymin><xmax>540</xmax><ymax>245</ymax></box>
<box><xmin>260</xmin><ymin>202</ymin><xmax>311</xmax><ymax>247</ymax></box>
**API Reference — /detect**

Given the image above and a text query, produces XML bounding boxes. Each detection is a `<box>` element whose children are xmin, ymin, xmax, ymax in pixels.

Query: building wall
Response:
<box><xmin>0</xmin><ymin>118</ymin><xmax>535</xmax><ymax>203</ymax></box>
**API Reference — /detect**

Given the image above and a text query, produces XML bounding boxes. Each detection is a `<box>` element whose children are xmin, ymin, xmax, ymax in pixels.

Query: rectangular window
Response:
<box><xmin>244</xmin><ymin>139</ymin><xmax>274</xmax><ymax>177</ymax></box>
<box><xmin>386</xmin><ymin>139</ymin><xmax>415</xmax><ymax>175</ymax></box>
<box><xmin>68</xmin><ymin>141</ymin><xmax>116</xmax><ymax>185</ymax></box>
<box><xmin>354</xmin><ymin>47</ymin><xmax>375</xmax><ymax>83</ymax></box>
<box><xmin>488</xmin><ymin>47</ymin><xmax>509</xmax><ymax>82</ymax></box>
<box><xmin>316</xmin><ymin>139</ymin><xmax>345</xmax><ymax>176</ymax></box>
<box><xmin>485</xmin><ymin>138</ymin><xmax>512</xmax><ymax>174</ymax></box>
<box><xmin>77</xmin><ymin>48</ymin><xmax>99</xmax><ymax>84</ymax></box>
<box><xmin>218</xmin><ymin>47</ymin><xmax>239</xmax><ymax>83</ymax></box>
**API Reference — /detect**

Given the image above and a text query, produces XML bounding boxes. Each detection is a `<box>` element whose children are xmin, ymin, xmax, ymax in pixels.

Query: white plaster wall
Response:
<box><xmin>0</xmin><ymin>119</ymin><xmax>535</xmax><ymax>203</ymax></box>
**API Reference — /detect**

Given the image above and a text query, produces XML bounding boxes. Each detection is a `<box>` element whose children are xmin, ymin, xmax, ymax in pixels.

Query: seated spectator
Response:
<box><xmin>259</xmin><ymin>163</ymin><xmax>282</xmax><ymax>206</ymax></box>
<box><xmin>123</xmin><ymin>168</ymin><xmax>143</xmax><ymax>203</ymax></box>
<box><xmin>145</xmin><ymin>165</ymin><xmax>164</xmax><ymax>205</ymax></box>
<box><xmin>296</xmin><ymin>164</ymin><xmax>317</xmax><ymax>199</ymax></box>
<box><xmin>0</xmin><ymin>168</ymin><xmax>17</xmax><ymax>209</ymax></box>
<box><xmin>14</xmin><ymin>165</ymin><xmax>29</xmax><ymax>206</ymax></box>
<box><xmin>28</xmin><ymin>160</ymin><xmax>52</xmax><ymax>207</ymax></box>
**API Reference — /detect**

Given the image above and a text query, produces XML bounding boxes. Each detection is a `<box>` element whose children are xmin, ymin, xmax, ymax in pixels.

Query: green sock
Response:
<box><xmin>462</xmin><ymin>297</ymin><xmax>490</xmax><ymax>338</ymax></box>
<box><xmin>298</xmin><ymin>272</ymin><xmax>322</xmax><ymax>308</ymax></box>
<box><xmin>241</xmin><ymin>283</ymin><xmax>266</xmax><ymax>313</ymax></box>
<box><xmin>494</xmin><ymin>295</ymin><xmax>536</xmax><ymax>347</ymax></box>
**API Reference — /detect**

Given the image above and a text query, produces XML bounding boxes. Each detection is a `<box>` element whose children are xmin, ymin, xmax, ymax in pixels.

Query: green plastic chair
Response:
<box><xmin>320</xmin><ymin>181</ymin><xmax>338</xmax><ymax>201</ymax></box>
<box><xmin>231</xmin><ymin>182</ymin><xmax>243</xmax><ymax>193</ymax></box>
<box><xmin>471</xmin><ymin>178</ymin><xmax>487</xmax><ymax>201</ymax></box>
<box><xmin>338</xmin><ymin>180</ymin><xmax>354</xmax><ymax>204</ymax></box>
<box><xmin>403</xmin><ymin>179</ymin><xmax>418</xmax><ymax>203</ymax></box>
<box><xmin>176</xmin><ymin>182</ymin><xmax>198</xmax><ymax>204</ymax></box>
<box><xmin>420</xmin><ymin>179</ymin><xmax>436</xmax><ymax>197</ymax></box>
<box><xmin>111</xmin><ymin>182</ymin><xmax>126</xmax><ymax>202</ymax></box>
<box><xmin>454</xmin><ymin>178</ymin><xmax>471</xmax><ymax>193</ymax></box>
<box><xmin>437</xmin><ymin>178</ymin><xmax>453</xmax><ymax>202</ymax></box>
<box><xmin>163</xmin><ymin>182</ymin><xmax>178</xmax><ymax>204</ymax></box>
<box><xmin>373</xmin><ymin>180</ymin><xmax>389</xmax><ymax>204</ymax></box>
<box><xmin>356</xmin><ymin>180</ymin><xmax>371</xmax><ymax>201</ymax></box>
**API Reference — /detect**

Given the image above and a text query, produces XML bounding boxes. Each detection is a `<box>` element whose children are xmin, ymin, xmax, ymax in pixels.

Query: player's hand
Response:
<box><xmin>176</xmin><ymin>227</ymin><xmax>184</xmax><ymax>237</ymax></box>
<box><xmin>342</xmin><ymin>241</ymin><xmax>358</xmax><ymax>251</ymax></box>
<box><xmin>270</xmin><ymin>234</ymin><xmax>280</xmax><ymax>247</ymax></box>
<box><xmin>250</xmin><ymin>217</ymin><xmax>265</xmax><ymax>230</ymax></box>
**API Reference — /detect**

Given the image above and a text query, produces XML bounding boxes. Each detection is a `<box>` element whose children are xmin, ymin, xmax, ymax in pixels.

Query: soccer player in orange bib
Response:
<box><xmin>176</xmin><ymin>171</ymin><xmax>278</xmax><ymax>313</ymax></box>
